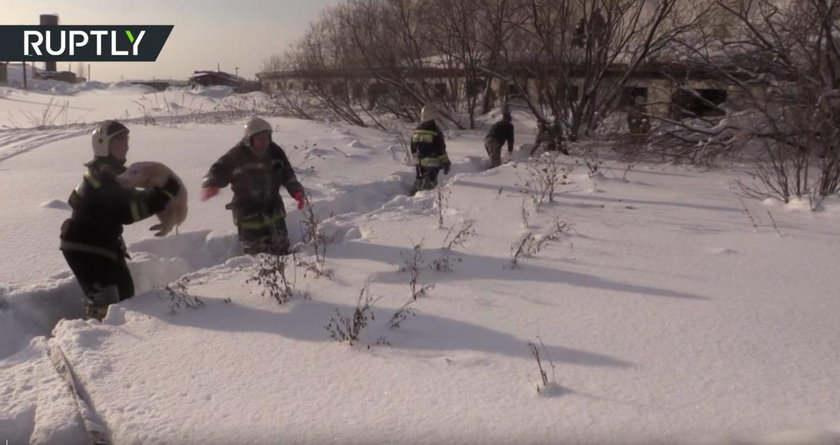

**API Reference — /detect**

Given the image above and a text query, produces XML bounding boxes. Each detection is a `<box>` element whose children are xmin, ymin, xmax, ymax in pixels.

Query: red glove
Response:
<box><xmin>292</xmin><ymin>190</ymin><xmax>306</xmax><ymax>209</ymax></box>
<box><xmin>200</xmin><ymin>186</ymin><xmax>219</xmax><ymax>201</ymax></box>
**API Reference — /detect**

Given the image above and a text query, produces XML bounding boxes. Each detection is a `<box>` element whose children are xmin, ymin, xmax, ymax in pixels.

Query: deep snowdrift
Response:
<box><xmin>1</xmin><ymin>83</ymin><xmax>840</xmax><ymax>444</ymax></box>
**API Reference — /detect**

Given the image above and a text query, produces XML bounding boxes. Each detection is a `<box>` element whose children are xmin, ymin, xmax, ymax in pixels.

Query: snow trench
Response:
<box><xmin>0</xmin><ymin>169</ymin><xmax>419</xmax><ymax>361</ymax></box>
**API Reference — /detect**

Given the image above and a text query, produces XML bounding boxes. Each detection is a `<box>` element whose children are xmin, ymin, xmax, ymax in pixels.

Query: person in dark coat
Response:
<box><xmin>410</xmin><ymin>104</ymin><xmax>451</xmax><ymax>195</ymax></box>
<box><xmin>60</xmin><ymin>120</ymin><xmax>181</xmax><ymax>320</ymax></box>
<box><xmin>484</xmin><ymin>110</ymin><xmax>514</xmax><ymax>168</ymax></box>
<box><xmin>531</xmin><ymin>119</ymin><xmax>569</xmax><ymax>156</ymax></box>
<box><xmin>200</xmin><ymin>116</ymin><xmax>305</xmax><ymax>255</ymax></box>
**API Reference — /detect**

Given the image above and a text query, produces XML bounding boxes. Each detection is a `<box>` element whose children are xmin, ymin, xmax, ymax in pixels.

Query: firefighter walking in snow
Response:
<box><xmin>484</xmin><ymin>109</ymin><xmax>514</xmax><ymax>168</ymax></box>
<box><xmin>200</xmin><ymin>116</ymin><xmax>305</xmax><ymax>255</ymax></box>
<box><xmin>410</xmin><ymin>104</ymin><xmax>451</xmax><ymax>194</ymax></box>
<box><xmin>60</xmin><ymin>120</ymin><xmax>181</xmax><ymax>320</ymax></box>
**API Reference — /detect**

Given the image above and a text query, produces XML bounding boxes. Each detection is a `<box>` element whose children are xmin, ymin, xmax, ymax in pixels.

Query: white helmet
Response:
<box><xmin>91</xmin><ymin>120</ymin><xmax>129</xmax><ymax>157</ymax></box>
<box><xmin>420</xmin><ymin>104</ymin><xmax>436</xmax><ymax>123</ymax></box>
<box><xmin>243</xmin><ymin>116</ymin><xmax>272</xmax><ymax>145</ymax></box>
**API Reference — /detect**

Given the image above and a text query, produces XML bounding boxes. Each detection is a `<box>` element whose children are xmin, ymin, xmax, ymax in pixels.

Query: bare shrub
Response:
<box><xmin>644</xmin><ymin>114</ymin><xmax>740</xmax><ymax>167</ymax></box>
<box><xmin>427</xmin><ymin>220</ymin><xmax>477</xmax><ymax>272</ymax></box>
<box><xmin>578</xmin><ymin>144</ymin><xmax>603</xmax><ymax>177</ymax></box>
<box><xmin>298</xmin><ymin>196</ymin><xmax>331</xmax><ymax>277</ymax></box>
<box><xmin>521</xmin><ymin>153</ymin><xmax>575</xmax><ymax>210</ymax></box>
<box><xmin>442</xmin><ymin>220</ymin><xmax>476</xmax><ymax>251</ymax></box>
<box><xmin>400</xmin><ymin>242</ymin><xmax>436</xmax><ymax>300</ymax></box>
<box><xmin>509</xmin><ymin>220</ymin><xmax>571</xmax><ymax>267</ymax></box>
<box><xmin>429</xmin><ymin>254</ymin><xmax>463</xmax><ymax>273</ymax></box>
<box><xmin>609</xmin><ymin>135</ymin><xmax>652</xmax><ymax>180</ymax></box>
<box><xmin>528</xmin><ymin>337</ymin><xmax>558</xmax><ymax>394</ymax></box>
<box><xmin>158</xmin><ymin>277</ymin><xmax>204</xmax><ymax>314</ymax></box>
<box><xmin>435</xmin><ymin>185</ymin><xmax>451</xmax><ymax>229</ymax></box>
<box><xmin>246</xmin><ymin>252</ymin><xmax>298</xmax><ymax>305</ymax></box>
<box><xmin>521</xmin><ymin>198</ymin><xmax>532</xmax><ymax>229</ymax></box>
<box><xmin>134</xmin><ymin>100</ymin><xmax>157</xmax><ymax>126</ymax></box>
<box><xmin>272</xmin><ymin>87</ymin><xmax>317</xmax><ymax>121</ymax></box>
<box><xmin>325</xmin><ymin>284</ymin><xmax>376</xmax><ymax>345</ymax></box>
<box><xmin>510</xmin><ymin>232</ymin><xmax>536</xmax><ymax>268</ymax></box>
<box><xmin>387</xmin><ymin>298</ymin><xmax>418</xmax><ymax>330</ymax></box>
<box><xmin>388</xmin><ymin>239</ymin><xmax>455</xmax><ymax>329</ymax></box>
<box><xmin>15</xmin><ymin>97</ymin><xmax>70</xmax><ymax>129</ymax></box>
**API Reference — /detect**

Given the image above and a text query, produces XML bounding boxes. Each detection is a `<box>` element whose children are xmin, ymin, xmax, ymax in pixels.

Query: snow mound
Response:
<box><xmin>0</xmin><ymin>230</ymin><xmax>242</xmax><ymax>361</ymax></box>
<box><xmin>73</xmin><ymin>81</ymin><xmax>110</xmax><ymax>92</ymax></box>
<box><xmin>106</xmin><ymin>82</ymin><xmax>157</xmax><ymax>94</ymax></box>
<box><xmin>0</xmin><ymin>337</ymin><xmax>88</xmax><ymax>445</ymax></box>
<box><xmin>0</xmin><ymin>278</ymin><xmax>86</xmax><ymax>359</ymax></box>
<box><xmin>188</xmin><ymin>85</ymin><xmax>234</xmax><ymax>99</ymax></box>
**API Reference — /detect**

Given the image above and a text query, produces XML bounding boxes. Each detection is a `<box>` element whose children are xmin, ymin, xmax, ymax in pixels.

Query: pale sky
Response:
<box><xmin>3</xmin><ymin>0</ymin><xmax>340</xmax><ymax>82</ymax></box>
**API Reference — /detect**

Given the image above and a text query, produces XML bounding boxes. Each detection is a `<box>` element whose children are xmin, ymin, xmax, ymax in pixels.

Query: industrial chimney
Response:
<box><xmin>39</xmin><ymin>14</ymin><xmax>59</xmax><ymax>72</ymax></box>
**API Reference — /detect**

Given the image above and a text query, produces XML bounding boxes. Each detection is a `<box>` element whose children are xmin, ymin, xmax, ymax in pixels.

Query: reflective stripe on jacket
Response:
<box><xmin>60</xmin><ymin>156</ymin><xmax>170</xmax><ymax>260</ymax></box>
<box><xmin>410</xmin><ymin>120</ymin><xmax>449</xmax><ymax>168</ymax></box>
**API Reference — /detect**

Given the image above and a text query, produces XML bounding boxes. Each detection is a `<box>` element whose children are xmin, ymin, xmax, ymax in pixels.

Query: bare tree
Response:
<box><xmin>337</xmin><ymin>0</ymin><xmax>452</xmax><ymax>125</ymax></box>
<box><xmin>272</xmin><ymin>0</ymin><xmax>516</xmax><ymax>129</ymax></box>
<box><xmin>262</xmin><ymin>52</ymin><xmax>318</xmax><ymax>120</ymax></box>
<box><xmin>261</xmin><ymin>54</ymin><xmax>287</xmax><ymax>74</ymax></box>
<box><xmin>671</xmin><ymin>0</ymin><xmax>840</xmax><ymax>204</ymax></box>
<box><xmin>267</xmin><ymin>0</ymin><xmax>707</xmax><ymax>143</ymax></box>
<box><xmin>425</xmin><ymin>0</ymin><xmax>494</xmax><ymax>128</ymax></box>
<box><xmin>495</xmin><ymin>0</ymin><xmax>700</xmax><ymax>141</ymax></box>
<box><xmin>297</xmin><ymin>6</ymin><xmax>372</xmax><ymax>127</ymax></box>
<box><xmin>476</xmin><ymin>0</ymin><xmax>516</xmax><ymax>114</ymax></box>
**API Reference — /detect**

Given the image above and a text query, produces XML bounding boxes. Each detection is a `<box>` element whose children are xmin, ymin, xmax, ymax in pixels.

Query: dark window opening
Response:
<box><xmin>625</xmin><ymin>87</ymin><xmax>650</xmax><ymax>134</ymax></box>
<box><xmin>506</xmin><ymin>82</ymin><xmax>525</xmax><ymax>98</ymax></box>
<box><xmin>352</xmin><ymin>81</ymin><xmax>365</xmax><ymax>99</ymax></box>
<box><xmin>432</xmin><ymin>82</ymin><xmax>448</xmax><ymax>99</ymax></box>
<box><xmin>563</xmin><ymin>84</ymin><xmax>580</xmax><ymax>102</ymax></box>
<box><xmin>331</xmin><ymin>83</ymin><xmax>347</xmax><ymax>97</ymax></box>
<box><xmin>671</xmin><ymin>88</ymin><xmax>726</xmax><ymax>119</ymax></box>
<box><xmin>466</xmin><ymin>78</ymin><xmax>485</xmax><ymax>97</ymax></box>
<box><xmin>623</xmin><ymin>87</ymin><xmax>648</xmax><ymax>108</ymax></box>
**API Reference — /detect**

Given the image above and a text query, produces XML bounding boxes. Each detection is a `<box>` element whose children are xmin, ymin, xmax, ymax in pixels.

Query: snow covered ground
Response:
<box><xmin>1</xmin><ymin>82</ymin><xmax>840</xmax><ymax>444</ymax></box>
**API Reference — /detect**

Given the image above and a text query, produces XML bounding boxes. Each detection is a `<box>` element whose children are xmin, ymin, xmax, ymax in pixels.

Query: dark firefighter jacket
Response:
<box><xmin>60</xmin><ymin>156</ymin><xmax>175</xmax><ymax>261</ymax></box>
<box><xmin>202</xmin><ymin>141</ymin><xmax>303</xmax><ymax>220</ymax></box>
<box><xmin>486</xmin><ymin>120</ymin><xmax>514</xmax><ymax>151</ymax></box>
<box><xmin>410</xmin><ymin>120</ymin><xmax>450</xmax><ymax>168</ymax></box>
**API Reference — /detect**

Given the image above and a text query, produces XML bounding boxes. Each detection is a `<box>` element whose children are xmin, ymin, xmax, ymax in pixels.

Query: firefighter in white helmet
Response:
<box><xmin>60</xmin><ymin>120</ymin><xmax>181</xmax><ymax>320</ymax></box>
<box><xmin>200</xmin><ymin>116</ymin><xmax>305</xmax><ymax>255</ymax></box>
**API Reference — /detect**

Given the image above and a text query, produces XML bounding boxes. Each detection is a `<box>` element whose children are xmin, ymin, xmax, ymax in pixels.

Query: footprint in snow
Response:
<box><xmin>708</xmin><ymin>247</ymin><xmax>738</xmax><ymax>256</ymax></box>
